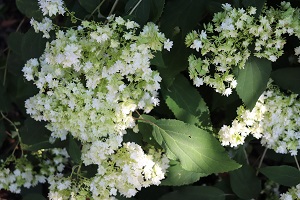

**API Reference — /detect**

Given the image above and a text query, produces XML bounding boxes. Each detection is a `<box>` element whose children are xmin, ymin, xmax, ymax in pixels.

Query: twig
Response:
<box><xmin>108</xmin><ymin>0</ymin><xmax>119</xmax><ymax>16</ymax></box>
<box><xmin>129</xmin><ymin>0</ymin><xmax>142</xmax><ymax>15</ymax></box>
<box><xmin>294</xmin><ymin>155</ymin><xmax>300</xmax><ymax>170</ymax></box>
<box><xmin>256</xmin><ymin>147</ymin><xmax>268</xmax><ymax>176</ymax></box>
<box><xmin>88</xmin><ymin>0</ymin><xmax>106</xmax><ymax>19</ymax></box>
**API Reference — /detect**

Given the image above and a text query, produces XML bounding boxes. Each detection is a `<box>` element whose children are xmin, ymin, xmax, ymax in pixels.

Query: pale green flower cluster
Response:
<box><xmin>0</xmin><ymin>148</ymin><xmax>69</xmax><ymax>194</ymax></box>
<box><xmin>23</xmin><ymin>6</ymin><xmax>171</xmax><ymax>198</ymax></box>
<box><xmin>46</xmin><ymin>143</ymin><xmax>168</xmax><ymax>200</ymax></box>
<box><xmin>186</xmin><ymin>2</ymin><xmax>300</xmax><ymax>96</ymax></box>
<box><xmin>218</xmin><ymin>81</ymin><xmax>300</xmax><ymax>155</ymax></box>
<box><xmin>280</xmin><ymin>183</ymin><xmax>300</xmax><ymax>200</ymax></box>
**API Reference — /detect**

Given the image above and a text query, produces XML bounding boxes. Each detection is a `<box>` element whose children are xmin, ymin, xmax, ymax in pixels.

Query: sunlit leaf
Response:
<box><xmin>162</xmin><ymin>74</ymin><xmax>211</xmax><ymax>127</ymax></box>
<box><xmin>161</xmin><ymin>160</ymin><xmax>205</xmax><ymax>186</ymax></box>
<box><xmin>141</xmin><ymin>116</ymin><xmax>241</xmax><ymax>174</ymax></box>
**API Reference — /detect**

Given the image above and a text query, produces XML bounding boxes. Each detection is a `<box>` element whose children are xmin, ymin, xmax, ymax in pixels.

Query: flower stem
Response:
<box><xmin>256</xmin><ymin>147</ymin><xmax>268</xmax><ymax>176</ymax></box>
<box><xmin>108</xmin><ymin>0</ymin><xmax>119</xmax><ymax>16</ymax></box>
<box><xmin>294</xmin><ymin>155</ymin><xmax>300</xmax><ymax>170</ymax></box>
<box><xmin>129</xmin><ymin>0</ymin><xmax>142</xmax><ymax>15</ymax></box>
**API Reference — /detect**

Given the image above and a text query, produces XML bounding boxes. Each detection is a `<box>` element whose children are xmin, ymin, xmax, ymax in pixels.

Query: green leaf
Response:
<box><xmin>16</xmin><ymin>0</ymin><xmax>43</xmax><ymax>20</ymax></box>
<box><xmin>161</xmin><ymin>74</ymin><xmax>210</xmax><ymax>127</ymax></box>
<box><xmin>125</xmin><ymin>0</ymin><xmax>150</xmax><ymax>25</ymax></box>
<box><xmin>230</xmin><ymin>164</ymin><xmax>261</xmax><ymax>199</ymax></box>
<box><xmin>259</xmin><ymin>165</ymin><xmax>300</xmax><ymax>187</ymax></box>
<box><xmin>8</xmin><ymin>32</ymin><xmax>24</xmax><ymax>56</ymax></box>
<box><xmin>235</xmin><ymin>56</ymin><xmax>271</xmax><ymax>110</ymax></box>
<box><xmin>0</xmin><ymin>83</ymin><xmax>12</xmax><ymax>112</ymax></box>
<box><xmin>159</xmin><ymin>186</ymin><xmax>225</xmax><ymax>200</ymax></box>
<box><xmin>67</xmin><ymin>135</ymin><xmax>82</xmax><ymax>164</ymax></box>
<box><xmin>160</xmin><ymin>0</ymin><xmax>206</xmax><ymax>37</ymax></box>
<box><xmin>159</xmin><ymin>33</ymin><xmax>190</xmax><ymax>86</ymax></box>
<box><xmin>21</xmin><ymin>28</ymin><xmax>47</xmax><ymax>61</ymax></box>
<box><xmin>141</xmin><ymin>116</ymin><xmax>241</xmax><ymax>174</ymax></box>
<box><xmin>78</xmin><ymin>0</ymin><xmax>102</xmax><ymax>13</ymax></box>
<box><xmin>271</xmin><ymin>67</ymin><xmax>300</xmax><ymax>94</ymax></box>
<box><xmin>19</xmin><ymin>119</ymin><xmax>52</xmax><ymax>151</ymax></box>
<box><xmin>151</xmin><ymin>52</ymin><xmax>166</xmax><ymax>68</ymax></box>
<box><xmin>0</xmin><ymin>121</ymin><xmax>6</xmax><ymax>148</ymax></box>
<box><xmin>161</xmin><ymin>160</ymin><xmax>205</xmax><ymax>186</ymax></box>
<box><xmin>7</xmin><ymin>75</ymin><xmax>38</xmax><ymax>114</ymax></box>
<box><xmin>149</xmin><ymin>0</ymin><xmax>165</xmax><ymax>22</ymax></box>
<box><xmin>138</xmin><ymin>118</ymin><xmax>161</xmax><ymax>149</ymax></box>
<box><xmin>7</xmin><ymin>52</ymin><xmax>25</xmax><ymax>76</ymax></box>
<box><xmin>23</xmin><ymin>193</ymin><xmax>46</xmax><ymax>200</ymax></box>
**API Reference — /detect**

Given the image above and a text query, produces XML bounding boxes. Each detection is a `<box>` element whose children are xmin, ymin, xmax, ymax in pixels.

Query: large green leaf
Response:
<box><xmin>7</xmin><ymin>75</ymin><xmax>38</xmax><ymax>114</ymax></box>
<box><xmin>259</xmin><ymin>165</ymin><xmax>300</xmax><ymax>187</ymax></box>
<box><xmin>19</xmin><ymin>119</ymin><xmax>52</xmax><ymax>151</ymax></box>
<box><xmin>161</xmin><ymin>160</ymin><xmax>205</xmax><ymax>186</ymax></box>
<box><xmin>21</xmin><ymin>28</ymin><xmax>47</xmax><ymax>61</ymax></box>
<box><xmin>125</xmin><ymin>0</ymin><xmax>151</xmax><ymax>25</ymax></box>
<box><xmin>67</xmin><ymin>135</ymin><xmax>82</xmax><ymax>164</ymax></box>
<box><xmin>0</xmin><ymin>83</ymin><xmax>12</xmax><ymax>112</ymax></box>
<box><xmin>235</xmin><ymin>56</ymin><xmax>271</xmax><ymax>110</ymax></box>
<box><xmin>159</xmin><ymin>33</ymin><xmax>190</xmax><ymax>86</ymax></box>
<box><xmin>230</xmin><ymin>164</ymin><xmax>261</xmax><ymax>199</ymax></box>
<box><xmin>16</xmin><ymin>0</ymin><xmax>43</xmax><ymax>20</ymax></box>
<box><xmin>271</xmin><ymin>67</ymin><xmax>300</xmax><ymax>94</ymax></box>
<box><xmin>162</xmin><ymin>74</ymin><xmax>210</xmax><ymax>127</ymax></box>
<box><xmin>160</xmin><ymin>0</ymin><xmax>206</xmax><ymax>37</ymax></box>
<box><xmin>0</xmin><ymin>121</ymin><xmax>6</xmax><ymax>148</ymax></box>
<box><xmin>8</xmin><ymin>32</ymin><xmax>24</xmax><ymax>57</ymax></box>
<box><xmin>141</xmin><ymin>116</ymin><xmax>241</xmax><ymax>174</ymax></box>
<box><xmin>149</xmin><ymin>0</ymin><xmax>165</xmax><ymax>22</ymax></box>
<box><xmin>159</xmin><ymin>186</ymin><xmax>225</xmax><ymax>200</ymax></box>
<box><xmin>7</xmin><ymin>52</ymin><xmax>25</xmax><ymax>76</ymax></box>
<box><xmin>23</xmin><ymin>194</ymin><xmax>46</xmax><ymax>200</ymax></box>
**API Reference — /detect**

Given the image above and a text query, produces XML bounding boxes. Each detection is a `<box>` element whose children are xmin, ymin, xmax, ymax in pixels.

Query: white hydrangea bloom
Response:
<box><xmin>23</xmin><ymin>16</ymin><xmax>172</xmax><ymax>199</ymax></box>
<box><xmin>218</xmin><ymin>81</ymin><xmax>300</xmax><ymax>155</ymax></box>
<box><xmin>38</xmin><ymin>0</ymin><xmax>65</xmax><ymax>16</ymax></box>
<box><xmin>186</xmin><ymin>3</ymin><xmax>300</xmax><ymax>95</ymax></box>
<box><xmin>280</xmin><ymin>183</ymin><xmax>300</xmax><ymax>200</ymax></box>
<box><xmin>0</xmin><ymin>148</ymin><xmax>69</xmax><ymax>194</ymax></box>
<box><xmin>30</xmin><ymin>17</ymin><xmax>54</xmax><ymax>38</ymax></box>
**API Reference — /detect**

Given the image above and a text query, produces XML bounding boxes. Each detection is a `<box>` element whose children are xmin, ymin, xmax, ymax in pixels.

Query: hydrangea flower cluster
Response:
<box><xmin>185</xmin><ymin>2</ymin><xmax>300</xmax><ymax>96</ymax></box>
<box><xmin>218</xmin><ymin>81</ymin><xmax>300</xmax><ymax>155</ymax></box>
<box><xmin>22</xmin><ymin>1</ymin><xmax>171</xmax><ymax>198</ymax></box>
<box><xmin>0</xmin><ymin>148</ymin><xmax>69</xmax><ymax>194</ymax></box>
<box><xmin>46</xmin><ymin>143</ymin><xmax>169</xmax><ymax>200</ymax></box>
<box><xmin>280</xmin><ymin>183</ymin><xmax>300</xmax><ymax>200</ymax></box>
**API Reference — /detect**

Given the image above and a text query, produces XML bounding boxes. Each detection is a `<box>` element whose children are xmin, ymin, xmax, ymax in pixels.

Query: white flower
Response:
<box><xmin>38</xmin><ymin>0</ymin><xmax>65</xmax><ymax>16</ymax></box>
<box><xmin>191</xmin><ymin>40</ymin><xmax>202</xmax><ymax>52</ymax></box>
<box><xmin>194</xmin><ymin>77</ymin><xmax>203</xmax><ymax>87</ymax></box>
<box><xmin>163</xmin><ymin>39</ymin><xmax>173</xmax><ymax>51</ymax></box>
<box><xmin>295</xmin><ymin>46</ymin><xmax>300</xmax><ymax>56</ymax></box>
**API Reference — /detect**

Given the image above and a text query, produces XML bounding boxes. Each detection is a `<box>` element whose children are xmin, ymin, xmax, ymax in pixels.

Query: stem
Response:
<box><xmin>88</xmin><ymin>0</ymin><xmax>106</xmax><ymax>19</ymax></box>
<box><xmin>1</xmin><ymin>112</ymin><xmax>23</xmax><ymax>156</ymax></box>
<box><xmin>3</xmin><ymin>18</ymin><xmax>25</xmax><ymax>86</ymax></box>
<box><xmin>129</xmin><ymin>0</ymin><xmax>142</xmax><ymax>15</ymax></box>
<box><xmin>108</xmin><ymin>0</ymin><xmax>119</xmax><ymax>16</ymax></box>
<box><xmin>294</xmin><ymin>155</ymin><xmax>300</xmax><ymax>170</ymax></box>
<box><xmin>256</xmin><ymin>147</ymin><xmax>268</xmax><ymax>176</ymax></box>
